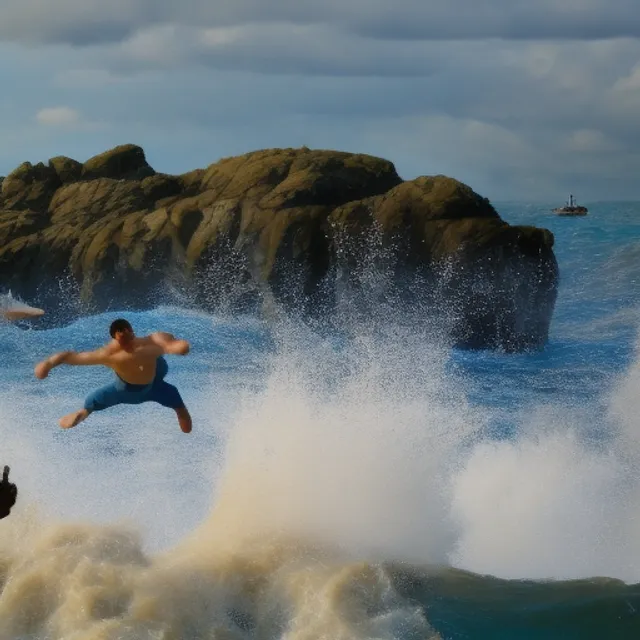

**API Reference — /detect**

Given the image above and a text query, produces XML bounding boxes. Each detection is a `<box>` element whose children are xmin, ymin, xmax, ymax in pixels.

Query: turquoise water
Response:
<box><xmin>0</xmin><ymin>202</ymin><xmax>639</xmax><ymax>638</ymax></box>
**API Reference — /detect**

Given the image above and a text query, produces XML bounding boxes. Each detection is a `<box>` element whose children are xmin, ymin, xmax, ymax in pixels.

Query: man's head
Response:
<box><xmin>109</xmin><ymin>318</ymin><xmax>134</xmax><ymax>344</ymax></box>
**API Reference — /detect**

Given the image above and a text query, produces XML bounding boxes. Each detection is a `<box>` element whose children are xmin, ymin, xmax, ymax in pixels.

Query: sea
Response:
<box><xmin>1</xmin><ymin>202</ymin><xmax>640</xmax><ymax>639</ymax></box>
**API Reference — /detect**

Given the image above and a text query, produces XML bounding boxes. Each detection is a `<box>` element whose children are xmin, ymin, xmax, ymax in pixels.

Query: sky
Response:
<box><xmin>1</xmin><ymin>1</ymin><xmax>640</xmax><ymax>201</ymax></box>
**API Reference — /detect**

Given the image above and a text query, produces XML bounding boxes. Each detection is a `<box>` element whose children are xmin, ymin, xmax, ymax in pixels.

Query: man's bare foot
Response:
<box><xmin>59</xmin><ymin>409</ymin><xmax>90</xmax><ymax>429</ymax></box>
<box><xmin>176</xmin><ymin>407</ymin><xmax>192</xmax><ymax>433</ymax></box>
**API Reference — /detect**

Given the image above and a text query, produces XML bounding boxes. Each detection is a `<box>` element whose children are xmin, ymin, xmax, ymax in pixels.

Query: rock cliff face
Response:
<box><xmin>0</xmin><ymin>144</ymin><xmax>558</xmax><ymax>350</ymax></box>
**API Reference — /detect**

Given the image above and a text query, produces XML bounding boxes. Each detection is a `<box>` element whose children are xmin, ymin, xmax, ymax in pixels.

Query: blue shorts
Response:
<box><xmin>84</xmin><ymin>357</ymin><xmax>185</xmax><ymax>412</ymax></box>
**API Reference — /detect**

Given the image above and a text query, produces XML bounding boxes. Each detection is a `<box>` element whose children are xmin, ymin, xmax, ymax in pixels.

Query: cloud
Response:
<box><xmin>0</xmin><ymin>0</ymin><xmax>152</xmax><ymax>45</ymax></box>
<box><xmin>108</xmin><ymin>23</ymin><xmax>438</xmax><ymax>77</ymax></box>
<box><xmin>348</xmin><ymin>0</ymin><xmax>640</xmax><ymax>41</ymax></box>
<box><xmin>613</xmin><ymin>62</ymin><xmax>640</xmax><ymax>92</ymax></box>
<box><xmin>0</xmin><ymin>2</ymin><xmax>639</xmax><ymax>200</ymax></box>
<box><xmin>35</xmin><ymin>106</ymin><xmax>81</xmax><ymax>127</ymax></box>
<box><xmin>566</xmin><ymin>129</ymin><xmax>621</xmax><ymax>153</ymax></box>
<box><xmin>1</xmin><ymin>29</ymin><xmax>636</xmax><ymax>201</ymax></box>
<box><xmin>52</xmin><ymin>68</ymin><xmax>134</xmax><ymax>88</ymax></box>
<box><xmin>34</xmin><ymin>106</ymin><xmax>104</xmax><ymax>132</ymax></box>
<box><xmin>1</xmin><ymin>0</ymin><xmax>640</xmax><ymax>46</ymax></box>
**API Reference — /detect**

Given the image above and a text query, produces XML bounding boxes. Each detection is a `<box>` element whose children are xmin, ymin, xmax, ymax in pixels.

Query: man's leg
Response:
<box><xmin>176</xmin><ymin>406</ymin><xmax>192</xmax><ymax>434</ymax></box>
<box><xmin>59</xmin><ymin>409</ymin><xmax>91</xmax><ymax>429</ymax></box>
<box><xmin>60</xmin><ymin>382</ymin><xmax>122</xmax><ymax>429</ymax></box>
<box><xmin>151</xmin><ymin>379</ymin><xmax>192</xmax><ymax>433</ymax></box>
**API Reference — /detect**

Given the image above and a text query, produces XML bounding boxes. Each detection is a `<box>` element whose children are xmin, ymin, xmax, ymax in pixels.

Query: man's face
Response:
<box><xmin>115</xmin><ymin>327</ymin><xmax>134</xmax><ymax>344</ymax></box>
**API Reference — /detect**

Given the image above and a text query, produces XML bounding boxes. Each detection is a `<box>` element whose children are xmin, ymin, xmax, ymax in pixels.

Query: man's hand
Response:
<box><xmin>151</xmin><ymin>332</ymin><xmax>190</xmax><ymax>355</ymax></box>
<box><xmin>34</xmin><ymin>360</ymin><xmax>52</xmax><ymax>379</ymax></box>
<box><xmin>168</xmin><ymin>339</ymin><xmax>190</xmax><ymax>355</ymax></box>
<box><xmin>34</xmin><ymin>350</ymin><xmax>105</xmax><ymax>379</ymax></box>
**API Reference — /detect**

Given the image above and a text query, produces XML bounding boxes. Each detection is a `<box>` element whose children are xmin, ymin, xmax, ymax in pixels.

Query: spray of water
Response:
<box><xmin>1</xmin><ymin>304</ymin><xmax>640</xmax><ymax>637</ymax></box>
<box><xmin>449</xmin><ymin>338</ymin><xmax>640</xmax><ymax>582</ymax></box>
<box><xmin>185</xmin><ymin>319</ymin><xmax>486</xmax><ymax>566</ymax></box>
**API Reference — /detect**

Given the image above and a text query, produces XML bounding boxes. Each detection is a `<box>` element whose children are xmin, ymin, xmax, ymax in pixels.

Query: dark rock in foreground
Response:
<box><xmin>0</xmin><ymin>144</ymin><xmax>558</xmax><ymax>351</ymax></box>
<box><xmin>0</xmin><ymin>466</ymin><xmax>17</xmax><ymax>519</ymax></box>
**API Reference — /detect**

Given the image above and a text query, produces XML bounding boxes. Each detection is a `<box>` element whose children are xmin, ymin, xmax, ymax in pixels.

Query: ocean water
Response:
<box><xmin>1</xmin><ymin>202</ymin><xmax>640</xmax><ymax>639</ymax></box>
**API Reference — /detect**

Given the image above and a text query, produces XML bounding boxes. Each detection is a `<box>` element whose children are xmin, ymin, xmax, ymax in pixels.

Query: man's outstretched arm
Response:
<box><xmin>150</xmin><ymin>332</ymin><xmax>190</xmax><ymax>355</ymax></box>
<box><xmin>2</xmin><ymin>308</ymin><xmax>45</xmax><ymax>321</ymax></box>
<box><xmin>34</xmin><ymin>348</ymin><xmax>107</xmax><ymax>379</ymax></box>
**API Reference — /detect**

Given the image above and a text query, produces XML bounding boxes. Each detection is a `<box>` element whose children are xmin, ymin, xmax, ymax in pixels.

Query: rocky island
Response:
<box><xmin>0</xmin><ymin>144</ymin><xmax>558</xmax><ymax>351</ymax></box>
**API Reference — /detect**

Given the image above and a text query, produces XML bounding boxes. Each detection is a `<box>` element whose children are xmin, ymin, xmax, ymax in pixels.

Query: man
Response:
<box><xmin>34</xmin><ymin>318</ymin><xmax>192</xmax><ymax>433</ymax></box>
<box><xmin>0</xmin><ymin>466</ymin><xmax>17</xmax><ymax>519</ymax></box>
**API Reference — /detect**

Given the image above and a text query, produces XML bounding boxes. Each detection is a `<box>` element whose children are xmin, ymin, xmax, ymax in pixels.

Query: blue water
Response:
<box><xmin>1</xmin><ymin>202</ymin><xmax>640</xmax><ymax>638</ymax></box>
<box><xmin>455</xmin><ymin>202</ymin><xmax>640</xmax><ymax>442</ymax></box>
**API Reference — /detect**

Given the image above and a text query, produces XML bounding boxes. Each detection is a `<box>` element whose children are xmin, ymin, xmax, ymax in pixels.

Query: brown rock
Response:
<box><xmin>81</xmin><ymin>144</ymin><xmax>155</xmax><ymax>180</ymax></box>
<box><xmin>0</xmin><ymin>145</ymin><xmax>558</xmax><ymax>350</ymax></box>
<box><xmin>1</xmin><ymin>162</ymin><xmax>61</xmax><ymax>211</ymax></box>
<box><xmin>48</xmin><ymin>156</ymin><xmax>83</xmax><ymax>183</ymax></box>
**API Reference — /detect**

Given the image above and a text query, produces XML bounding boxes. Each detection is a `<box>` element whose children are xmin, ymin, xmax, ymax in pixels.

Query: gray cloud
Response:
<box><xmin>350</xmin><ymin>1</ymin><xmax>640</xmax><ymax>41</ymax></box>
<box><xmin>9</xmin><ymin>36</ymin><xmax>637</xmax><ymax>199</ymax></box>
<box><xmin>2</xmin><ymin>0</ymin><xmax>640</xmax><ymax>46</ymax></box>
<box><xmin>1</xmin><ymin>2</ymin><xmax>640</xmax><ymax>201</ymax></box>
<box><xmin>107</xmin><ymin>24</ymin><xmax>441</xmax><ymax>77</ymax></box>
<box><xmin>0</xmin><ymin>1</ymin><xmax>152</xmax><ymax>45</ymax></box>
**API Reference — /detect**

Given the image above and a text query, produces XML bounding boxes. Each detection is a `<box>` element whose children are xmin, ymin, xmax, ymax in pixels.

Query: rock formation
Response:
<box><xmin>0</xmin><ymin>144</ymin><xmax>558</xmax><ymax>350</ymax></box>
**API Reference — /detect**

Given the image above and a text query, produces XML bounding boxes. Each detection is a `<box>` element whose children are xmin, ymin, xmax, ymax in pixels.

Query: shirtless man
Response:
<box><xmin>34</xmin><ymin>318</ymin><xmax>192</xmax><ymax>433</ymax></box>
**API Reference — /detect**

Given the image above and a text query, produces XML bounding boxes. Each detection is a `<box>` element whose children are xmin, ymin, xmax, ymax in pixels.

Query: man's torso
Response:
<box><xmin>103</xmin><ymin>335</ymin><xmax>163</xmax><ymax>384</ymax></box>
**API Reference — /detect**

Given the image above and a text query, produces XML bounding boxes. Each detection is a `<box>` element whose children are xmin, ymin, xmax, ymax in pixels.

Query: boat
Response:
<box><xmin>552</xmin><ymin>194</ymin><xmax>588</xmax><ymax>216</ymax></box>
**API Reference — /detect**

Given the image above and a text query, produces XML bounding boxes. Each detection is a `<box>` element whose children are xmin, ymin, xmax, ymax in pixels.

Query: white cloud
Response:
<box><xmin>35</xmin><ymin>106</ymin><xmax>81</xmax><ymax>127</ymax></box>
<box><xmin>199</xmin><ymin>26</ymin><xmax>244</xmax><ymax>48</ymax></box>
<box><xmin>566</xmin><ymin>129</ymin><xmax>620</xmax><ymax>153</ymax></box>
<box><xmin>34</xmin><ymin>106</ymin><xmax>105</xmax><ymax>132</ymax></box>
<box><xmin>119</xmin><ymin>24</ymin><xmax>195</xmax><ymax>66</ymax></box>
<box><xmin>613</xmin><ymin>63</ymin><xmax>640</xmax><ymax>92</ymax></box>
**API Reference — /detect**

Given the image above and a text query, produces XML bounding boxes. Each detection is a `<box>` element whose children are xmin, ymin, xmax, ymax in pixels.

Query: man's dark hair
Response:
<box><xmin>110</xmin><ymin>318</ymin><xmax>132</xmax><ymax>338</ymax></box>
